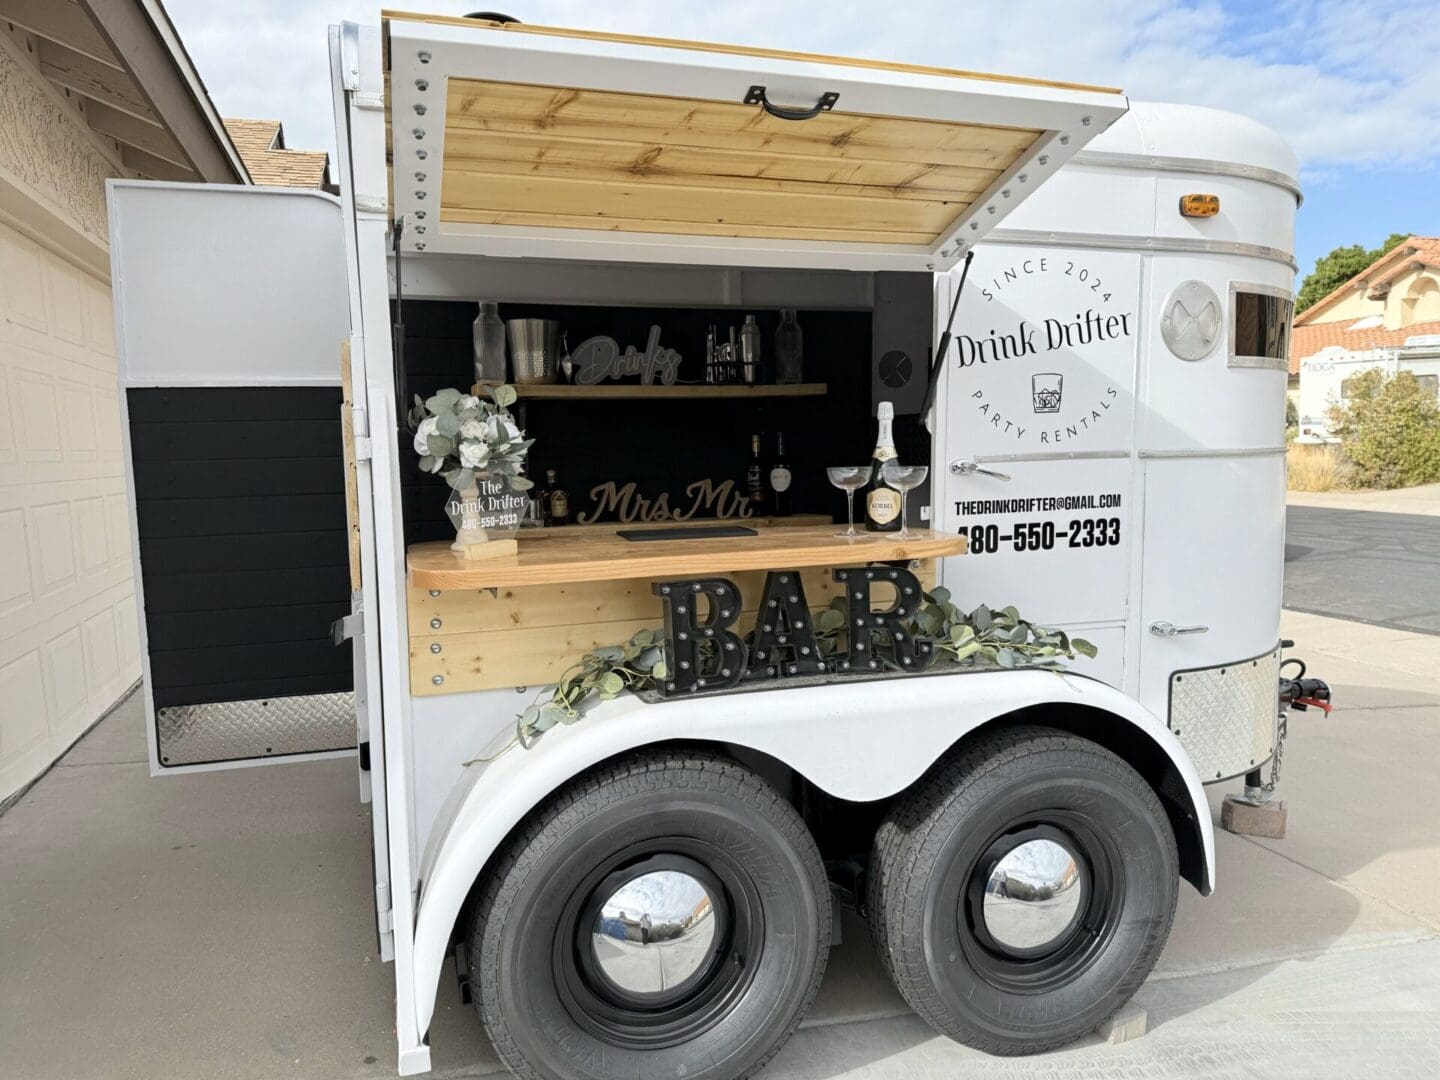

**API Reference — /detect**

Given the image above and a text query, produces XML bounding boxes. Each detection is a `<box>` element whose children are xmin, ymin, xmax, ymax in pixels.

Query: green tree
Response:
<box><xmin>1296</xmin><ymin>233</ymin><xmax>1413</xmax><ymax>313</ymax></box>
<box><xmin>1327</xmin><ymin>369</ymin><xmax>1440</xmax><ymax>489</ymax></box>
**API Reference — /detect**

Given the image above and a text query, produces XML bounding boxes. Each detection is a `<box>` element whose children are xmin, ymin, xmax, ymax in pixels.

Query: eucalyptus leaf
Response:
<box><xmin>445</xmin><ymin>467</ymin><xmax>474</xmax><ymax>491</ymax></box>
<box><xmin>593</xmin><ymin>645</ymin><xmax>624</xmax><ymax>662</ymax></box>
<box><xmin>1000</xmin><ymin>605</ymin><xmax>1020</xmax><ymax>621</ymax></box>
<box><xmin>435</xmin><ymin>412</ymin><xmax>461</xmax><ymax>437</ymax></box>
<box><xmin>996</xmin><ymin>648</ymin><xmax>1019</xmax><ymax>668</ymax></box>
<box><xmin>491</xmin><ymin>384</ymin><xmax>518</xmax><ymax>408</ymax></box>
<box><xmin>635</xmin><ymin>646</ymin><xmax>662</xmax><ymax>671</ymax></box>
<box><xmin>915</xmin><ymin>607</ymin><xmax>944</xmax><ymax>636</ymax></box>
<box><xmin>598</xmin><ymin>672</ymin><xmax>625</xmax><ymax>695</ymax></box>
<box><xmin>652</xmin><ymin>660</ymin><xmax>667</xmax><ymax>679</ymax></box>
<box><xmin>1072</xmin><ymin>638</ymin><xmax>1098</xmax><ymax>659</ymax></box>
<box><xmin>951</xmin><ymin>641</ymin><xmax>982</xmax><ymax>661</ymax></box>
<box><xmin>418</xmin><ymin>454</ymin><xmax>435</xmax><ymax>473</ymax></box>
<box><xmin>1009</xmin><ymin>624</ymin><xmax>1030</xmax><ymax>644</ymax></box>
<box><xmin>817</xmin><ymin>608</ymin><xmax>846</xmax><ymax>633</ymax></box>
<box><xmin>510</xmin><ymin>475</ymin><xmax>534</xmax><ymax>491</ymax></box>
<box><xmin>427</xmin><ymin>434</ymin><xmax>455</xmax><ymax>458</ymax></box>
<box><xmin>631</xmin><ymin>628</ymin><xmax>655</xmax><ymax>647</ymax></box>
<box><xmin>928</xmin><ymin>586</ymin><xmax>951</xmax><ymax>606</ymax></box>
<box><xmin>972</xmin><ymin>604</ymin><xmax>992</xmax><ymax>631</ymax></box>
<box><xmin>425</xmin><ymin>388</ymin><xmax>462</xmax><ymax>413</ymax></box>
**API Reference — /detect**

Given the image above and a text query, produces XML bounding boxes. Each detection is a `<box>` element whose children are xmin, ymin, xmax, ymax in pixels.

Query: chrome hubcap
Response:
<box><xmin>591</xmin><ymin>869</ymin><xmax>719</xmax><ymax>998</ymax></box>
<box><xmin>981</xmin><ymin>837</ymin><xmax>1086</xmax><ymax>955</ymax></box>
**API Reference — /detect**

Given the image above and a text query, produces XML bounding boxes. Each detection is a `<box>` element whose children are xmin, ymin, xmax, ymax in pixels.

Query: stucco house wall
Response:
<box><xmin>0</xmin><ymin>34</ymin><xmax>139</xmax><ymax>802</ymax></box>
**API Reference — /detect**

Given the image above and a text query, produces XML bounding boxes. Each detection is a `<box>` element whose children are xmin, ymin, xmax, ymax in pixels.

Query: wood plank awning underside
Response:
<box><xmin>430</xmin><ymin>79</ymin><xmax>1040</xmax><ymax>245</ymax></box>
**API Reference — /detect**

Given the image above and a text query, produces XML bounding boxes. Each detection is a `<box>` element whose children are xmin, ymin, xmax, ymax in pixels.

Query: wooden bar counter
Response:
<box><xmin>407</xmin><ymin>524</ymin><xmax>967</xmax><ymax>696</ymax></box>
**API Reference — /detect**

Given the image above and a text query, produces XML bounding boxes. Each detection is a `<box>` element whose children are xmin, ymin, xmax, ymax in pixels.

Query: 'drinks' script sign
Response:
<box><xmin>952</xmin><ymin>252</ymin><xmax>1139</xmax><ymax>452</ymax></box>
<box><xmin>572</xmin><ymin>326</ymin><xmax>682</xmax><ymax>386</ymax></box>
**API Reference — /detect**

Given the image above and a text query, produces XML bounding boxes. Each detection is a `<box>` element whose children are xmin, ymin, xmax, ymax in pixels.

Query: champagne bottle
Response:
<box><xmin>769</xmin><ymin>432</ymin><xmax>793</xmax><ymax>517</ymax></box>
<box><xmin>864</xmin><ymin>402</ymin><xmax>902</xmax><ymax>532</ymax></box>
<box><xmin>746</xmin><ymin>434</ymin><xmax>767</xmax><ymax>515</ymax></box>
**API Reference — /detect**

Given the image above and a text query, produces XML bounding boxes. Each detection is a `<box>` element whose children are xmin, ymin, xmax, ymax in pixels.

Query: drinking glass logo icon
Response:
<box><xmin>1032</xmin><ymin>373</ymin><xmax>1063</xmax><ymax>414</ymax></box>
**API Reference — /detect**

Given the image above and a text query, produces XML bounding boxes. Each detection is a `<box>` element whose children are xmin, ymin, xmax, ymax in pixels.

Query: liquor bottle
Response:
<box><xmin>543</xmin><ymin>467</ymin><xmax>570</xmax><ymax>526</ymax></box>
<box><xmin>864</xmin><ymin>401</ymin><xmax>902</xmax><ymax>532</ymax></box>
<box><xmin>769</xmin><ymin>432</ymin><xmax>793</xmax><ymax>517</ymax></box>
<box><xmin>746</xmin><ymin>434</ymin><xmax>767</xmax><ymax>515</ymax></box>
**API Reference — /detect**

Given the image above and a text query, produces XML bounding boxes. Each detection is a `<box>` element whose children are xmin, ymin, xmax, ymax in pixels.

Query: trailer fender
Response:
<box><xmin>409</xmin><ymin>669</ymin><xmax>1212</xmax><ymax>1038</ymax></box>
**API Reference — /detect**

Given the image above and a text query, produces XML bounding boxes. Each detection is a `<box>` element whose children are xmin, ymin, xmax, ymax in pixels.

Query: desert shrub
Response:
<box><xmin>1285</xmin><ymin>396</ymin><xmax>1298</xmax><ymax>443</ymax></box>
<box><xmin>1327</xmin><ymin>369</ymin><xmax>1440</xmax><ymax>489</ymax></box>
<box><xmin>1286</xmin><ymin>443</ymin><xmax>1352</xmax><ymax>491</ymax></box>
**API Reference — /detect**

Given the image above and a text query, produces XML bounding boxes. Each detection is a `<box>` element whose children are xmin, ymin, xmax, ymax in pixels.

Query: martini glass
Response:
<box><xmin>826</xmin><ymin>466</ymin><xmax>871</xmax><ymax>539</ymax></box>
<box><xmin>880</xmin><ymin>461</ymin><xmax>929</xmax><ymax>539</ymax></box>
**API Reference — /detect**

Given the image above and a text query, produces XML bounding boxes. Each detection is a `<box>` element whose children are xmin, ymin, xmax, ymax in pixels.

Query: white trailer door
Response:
<box><xmin>107</xmin><ymin>181</ymin><xmax>354</xmax><ymax>774</ymax></box>
<box><xmin>932</xmin><ymin>247</ymin><xmax>1143</xmax><ymax>688</ymax></box>
<box><xmin>383</xmin><ymin>14</ymin><xmax>1126</xmax><ymax>270</ymax></box>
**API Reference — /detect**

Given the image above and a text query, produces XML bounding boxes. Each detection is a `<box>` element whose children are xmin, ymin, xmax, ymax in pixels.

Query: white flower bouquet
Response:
<box><xmin>407</xmin><ymin>384</ymin><xmax>534</xmax><ymax>492</ymax></box>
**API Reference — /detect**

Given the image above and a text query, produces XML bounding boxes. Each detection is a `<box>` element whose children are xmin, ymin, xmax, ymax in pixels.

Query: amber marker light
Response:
<box><xmin>1179</xmin><ymin>193</ymin><xmax>1220</xmax><ymax>217</ymax></box>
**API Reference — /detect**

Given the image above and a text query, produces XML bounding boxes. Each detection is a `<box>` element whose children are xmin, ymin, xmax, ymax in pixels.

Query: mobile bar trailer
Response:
<box><xmin>105</xmin><ymin>11</ymin><xmax>1330</xmax><ymax>1079</ymax></box>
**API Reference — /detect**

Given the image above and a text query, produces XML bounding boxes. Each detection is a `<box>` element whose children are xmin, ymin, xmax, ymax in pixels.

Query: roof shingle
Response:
<box><xmin>223</xmin><ymin>118</ymin><xmax>329</xmax><ymax>189</ymax></box>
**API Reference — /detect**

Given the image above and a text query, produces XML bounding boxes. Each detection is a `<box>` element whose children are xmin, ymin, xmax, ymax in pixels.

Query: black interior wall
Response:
<box><xmin>128</xmin><ymin>387</ymin><xmax>352</xmax><ymax>708</ymax></box>
<box><xmin>397</xmin><ymin>300</ymin><xmax>888</xmax><ymax>544</ymax></box>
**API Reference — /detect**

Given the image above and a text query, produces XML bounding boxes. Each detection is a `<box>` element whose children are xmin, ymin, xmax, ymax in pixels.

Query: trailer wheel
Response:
<box><xmin>468</xmin><ymin>750</ymin><xmax>829</xmax><ymax>1080</ymax></box>
<box><xmin>867</xmin><ymin>726</ymin><xmax>1178</xmax><ymax>1054</ymax></box>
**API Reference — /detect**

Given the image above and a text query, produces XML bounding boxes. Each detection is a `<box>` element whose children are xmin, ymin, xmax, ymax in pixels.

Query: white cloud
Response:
<box><xmin>164</xmin><ymin>0</ymin><xmax>1440</xmax><ymax>177</ymax></box>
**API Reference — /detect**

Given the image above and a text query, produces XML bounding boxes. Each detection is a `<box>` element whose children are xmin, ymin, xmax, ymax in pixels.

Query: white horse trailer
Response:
<box><xmin>105</xmin><ymin>13</ymin><xmax>1331</xmax><ymax>1079</ymax></box>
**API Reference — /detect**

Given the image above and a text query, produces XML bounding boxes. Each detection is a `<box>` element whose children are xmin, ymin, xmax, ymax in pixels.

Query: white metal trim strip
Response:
<box><xmin>1071</xmin><ymin>150</ymin><xmax>1302</xmax><ymax>203</ymax></box>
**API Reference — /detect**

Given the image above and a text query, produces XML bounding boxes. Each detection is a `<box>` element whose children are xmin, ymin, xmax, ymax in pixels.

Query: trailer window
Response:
<box><xmin>1230</xmin><ymin>288</ymin><xmax>1293</xmax><ymax>370</ymax></box>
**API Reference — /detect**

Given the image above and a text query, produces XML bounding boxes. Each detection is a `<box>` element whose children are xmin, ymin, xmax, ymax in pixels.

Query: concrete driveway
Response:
<box><xmin>2</xmin><ymin>611</ymin><xmax>1438</xmax><ymax>1080</ymax></box>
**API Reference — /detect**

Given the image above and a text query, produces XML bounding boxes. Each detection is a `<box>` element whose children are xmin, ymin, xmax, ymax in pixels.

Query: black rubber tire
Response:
<box><xmin>867</xmin><ymin>725</ymin><xmax>1178</xmax><ymax>1055</ymax></box>
<box><xmin>468</xmin><ymin>750</ymin><xmax>830</xmax><ymax>1080</ymax></box>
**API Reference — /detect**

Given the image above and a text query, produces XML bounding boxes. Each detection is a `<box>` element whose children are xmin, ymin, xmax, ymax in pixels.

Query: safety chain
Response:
<box><xmin>1264</xmin><ymin>710</ymin><xmax>1288</xmax><ymax>793</ymax></box>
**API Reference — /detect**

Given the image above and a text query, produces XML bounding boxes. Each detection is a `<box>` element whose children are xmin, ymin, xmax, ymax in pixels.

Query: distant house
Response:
<box><xmin>1290</xmin><ymin>237</ymin><xmax>1440</xmax><ymax>442</ymax></box>
<box><xmin>223</xmin><ymin>119</ymin><xmax>331</xmax><ymax>190</ymax></box>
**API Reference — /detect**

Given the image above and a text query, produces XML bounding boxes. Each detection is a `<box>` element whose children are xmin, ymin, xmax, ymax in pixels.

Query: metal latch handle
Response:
<box><xmin>950</xmin><ymin>460</ymin><xmax>1012</xmax><ymax>482</ymax></box>
<box><xmin>1149</xmin><ymin>621</ymin><xmax>1209</xmax><ymax>637</ymax></box>
<box><xmin>744</xmin><ymin>85</ymin><xmax>839</xmax><ymax>121</ymax></box>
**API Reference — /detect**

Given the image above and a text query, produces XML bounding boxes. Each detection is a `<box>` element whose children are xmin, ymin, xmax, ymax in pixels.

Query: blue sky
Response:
<box><xmin>165</xmin><ymin>0</ymin><xmax>1439</xmax><ymax>282</ymax></box>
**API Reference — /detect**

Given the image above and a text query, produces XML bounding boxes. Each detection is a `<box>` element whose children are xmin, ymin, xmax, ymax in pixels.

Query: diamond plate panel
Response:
<box><xmin>1169</xmin><ymin>648</ymin><xmax>1279</xmax><ymax>782</ymax></box>
<box><xmin>156</xmin><ymin>692</ymin><xmax>355</xmax><ymax>766</ymax></box>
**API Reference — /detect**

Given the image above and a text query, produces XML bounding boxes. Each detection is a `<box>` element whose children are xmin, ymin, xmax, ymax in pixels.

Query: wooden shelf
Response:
<box><xmin>408</xmin><ymin>524</ymin><xmax>968</xmax><ymax>591</ymax></box>
<box><xmin>477</xmin><ymin>383</ymin><xmax>828</xmax><ymax>400</ymax></box>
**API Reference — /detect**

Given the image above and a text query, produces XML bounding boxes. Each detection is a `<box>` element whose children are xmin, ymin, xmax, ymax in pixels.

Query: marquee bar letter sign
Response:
<box><xmin>572</xmin><ymin>326</ymin><xmax>682</xmax><ymax>386</ymax></box>
<box><xmin>651</xmin><ymin>566</ymin><xmax>930</xmax><ymax>698</ymax></box>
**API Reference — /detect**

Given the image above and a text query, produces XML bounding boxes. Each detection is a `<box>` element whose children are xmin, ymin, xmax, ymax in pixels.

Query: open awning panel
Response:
<box><xmin>384</xmin><ymin>13</ymin><xmax>1127</xmax><ymax>270</ymax></box>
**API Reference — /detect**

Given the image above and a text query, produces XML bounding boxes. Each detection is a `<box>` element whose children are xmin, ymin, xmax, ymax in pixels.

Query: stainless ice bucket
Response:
<box><xmin>505</xmin><ymin>318</ymin><xmax>560</xmax><ymax>384</ymax></box>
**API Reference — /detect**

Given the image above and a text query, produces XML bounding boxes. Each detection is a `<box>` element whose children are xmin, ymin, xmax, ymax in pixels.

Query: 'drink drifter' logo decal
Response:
<box><xmin>956</xmin><ymin>256</ymin><xmax>1134</xmax><ymax>446</ymax></box>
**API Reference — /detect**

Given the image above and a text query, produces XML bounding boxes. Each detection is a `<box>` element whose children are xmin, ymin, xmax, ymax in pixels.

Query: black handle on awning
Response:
<box><xmin>744</xmin><ymin>85</ymin><xmax>839</xmax><ymax>121</ymax></box>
